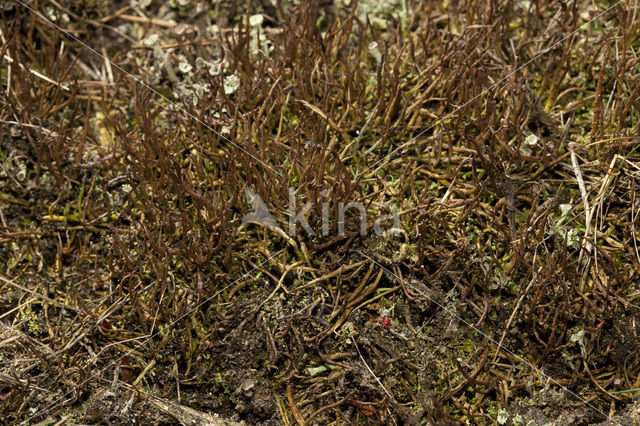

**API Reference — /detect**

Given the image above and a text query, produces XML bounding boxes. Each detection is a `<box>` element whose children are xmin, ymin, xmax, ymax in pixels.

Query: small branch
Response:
<box><xmin>568</xmin><ymin>142</ymin><xmax>593</xmax><ymax>257</ymax></box>
<box><xmin>2</xmin><ymin>54</ymin><xmax>70</xmax><ymax>91</ymax></box>
<box><xmin>354</xmin><ymin>341</ymin><xmax>393</xmax><ymax>400</ymax></box>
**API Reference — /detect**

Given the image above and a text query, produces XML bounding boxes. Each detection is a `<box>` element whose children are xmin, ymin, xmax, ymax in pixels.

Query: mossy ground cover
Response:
<box><xmin>2</xmin><ymin>1</ymin><xmax>640</xmax><ymax>424</ymax></box>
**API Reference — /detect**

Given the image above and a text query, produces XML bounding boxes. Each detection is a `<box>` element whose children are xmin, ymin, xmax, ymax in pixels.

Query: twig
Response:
<box><xmin>354</xmin><ymin>341</ymin><xmax>393</xmax><ymax>399</ymax></box>
<box><xmin>148</xmin><ymin>394</ymin><xmax>240</xmax><ymax>425</ymax></box>
<box><xmin>101</xmin><ymin>47</ymin><xmax>114</xmax><ymax>84</ymax></box>
<box><xmin>119</xmin><ymin>14</ymin><xmax>176</xmax><ymax>28</ymax></box>
<box><xmin>255</xmin><ymin>261</ymin><xmax>303</xmax><ymax>312</ymax></box>
<box><xmin>287</xmin><ymin>384</ymin><xmax>307</xmax><ymax>426</ymax></box>
<box><xmin>0</xmin><ymin>274</ymin><xmax>80</xmax><ymax>314</ymax></box>
<box><xmin>569</xmin><ymin>142</ymin><xmax>593</xmax><ymax>259</ymax></box>
<box><xmin>493</xmin><ymin>252</ymin><xmax>539</xmax><ymax>363</ymax></box>
<box><xmin>1</xmin><ymin>55</ymin><xmax>70</xmax><ymax>91</ymax></box>
<box><xmin>294</xmin><ymin>260</ymin><xmax>367</xmax><ymax>292</ymax></box>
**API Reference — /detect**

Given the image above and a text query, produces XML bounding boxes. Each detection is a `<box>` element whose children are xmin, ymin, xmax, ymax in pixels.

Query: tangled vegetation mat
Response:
<box><xmin>2</xmin><ymin>0</ymin><xmax>640</xmax><ymax>424</ymax></box>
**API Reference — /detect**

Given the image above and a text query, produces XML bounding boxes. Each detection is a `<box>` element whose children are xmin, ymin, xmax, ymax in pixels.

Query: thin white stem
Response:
<box><xmin>569</xmin><ymin>142</ymin><xmax>593</xmax><ymax>256</ymax></box>
<box><xmin>354</xmin><ymin>341</ymin><xmax>393</xmax><ymax>399</ymax></box>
